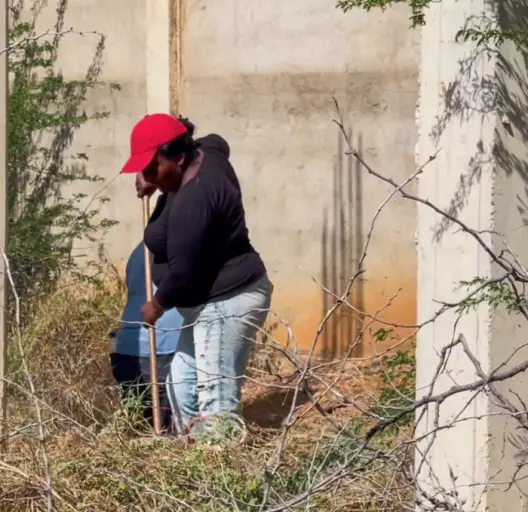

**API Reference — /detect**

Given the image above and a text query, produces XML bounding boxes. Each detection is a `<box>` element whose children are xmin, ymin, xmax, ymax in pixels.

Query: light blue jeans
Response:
<box><xmin>166</xmin><ymin>275</ymin><xmax>273</xmax><ymax>437</ymax></box>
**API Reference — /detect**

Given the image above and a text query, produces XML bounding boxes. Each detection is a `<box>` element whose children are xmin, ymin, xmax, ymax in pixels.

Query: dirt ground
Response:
<box><xmin>242</xmin><ymin>358</ymin><xmax>387</xmax><ymax>433</ymax></box>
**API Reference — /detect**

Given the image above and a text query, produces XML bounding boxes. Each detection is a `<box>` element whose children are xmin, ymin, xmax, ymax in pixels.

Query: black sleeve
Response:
<box><xmin>153</xmin><ymin>181</ymin><xmax>212</xmax><ymax>309</ymax></box>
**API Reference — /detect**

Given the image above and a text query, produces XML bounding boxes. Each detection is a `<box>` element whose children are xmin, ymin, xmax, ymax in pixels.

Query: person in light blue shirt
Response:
<box><xmin>109</xmin><ymin>240</ymin><xmax>183</xmax><ymax>431</ymax></box>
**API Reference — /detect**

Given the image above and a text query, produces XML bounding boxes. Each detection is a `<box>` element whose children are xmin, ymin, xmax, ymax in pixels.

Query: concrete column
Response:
<box><xmin>416</xmin><ymin>0</ymin><xmax>528</xmax><ymax>510</ymax></box>
<box><xmin>146</xmin><ymin>0</ymin><xmax>170</xmax><ymax>113</ymax></box>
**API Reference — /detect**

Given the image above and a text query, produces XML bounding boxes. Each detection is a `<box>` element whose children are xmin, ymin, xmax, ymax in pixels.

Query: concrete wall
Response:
<box><xmin>17</xmin><ymin>0</ymin><xmax>170</xmax><ymax>273</ymax></box>
<box><xmin>174</xmin><ymin>0</ymin><xmax>420</xmax><ymax>356</ymax></box>
<box><xmin>19</xmin><ymin>0</ymin><xmax>420</xmax><ymax>358</ymax></box>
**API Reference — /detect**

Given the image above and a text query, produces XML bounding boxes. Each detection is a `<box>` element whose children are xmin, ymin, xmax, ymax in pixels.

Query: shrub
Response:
<box><xmin>7</xmin><ymin>10</ymin><xmax>120</xmax><ymax>326</ymax></box>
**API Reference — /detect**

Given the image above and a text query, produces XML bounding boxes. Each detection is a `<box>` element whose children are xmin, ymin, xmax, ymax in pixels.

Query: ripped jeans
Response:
<box><xmin>166</xmin><ymin>274</ymin><xmax>273</xmax><ymax>437</ymax></box>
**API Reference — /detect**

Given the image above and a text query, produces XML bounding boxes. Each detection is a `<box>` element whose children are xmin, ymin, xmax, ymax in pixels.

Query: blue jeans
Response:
<box><xmin>166</xmin><ymin>275</ymin><xmax>273</xmax><ymax>436</ymax></box>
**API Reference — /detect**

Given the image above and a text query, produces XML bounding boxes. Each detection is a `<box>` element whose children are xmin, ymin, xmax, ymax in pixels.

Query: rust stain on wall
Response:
<box><xmin>168</xmin><ymin>3</ymin><xmax>417</xmax><ymax>364</ymax></box>
<box><xmin>268</xmin><ymin>271</ymin><xmax>416</xmax><ymax>359</ymax></box>
<box><xmin>266</xmin><ymin>128</ymin><xmax>416</xmax><ymax>359</ymax></box>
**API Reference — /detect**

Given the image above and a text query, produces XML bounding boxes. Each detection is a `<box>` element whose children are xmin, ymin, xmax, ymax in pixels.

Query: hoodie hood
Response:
<box><xmin>197</xmin><ymin>134</ymin><xmax>230</xmax><ymax>159</ymax></box>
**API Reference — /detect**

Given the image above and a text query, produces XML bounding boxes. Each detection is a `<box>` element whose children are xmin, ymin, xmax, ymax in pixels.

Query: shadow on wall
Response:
<box><xmin>429</xmin><ymin>4</ymin><xmax>528</xmax><ymax>241</ymax></box>
<box><xmin>428</xmin><ymin>26</ymin><xmax>496</xmax><ymax>241</ymax></box>
<box><xmin>425</xmin><ymin>1</ymin><xmax>528</xmax><ymax>497</ymax></box>
<box><xmin>321</xmin><ymin>127</ymin><xmax>364</xmax><ymax>360</ymax></box>
<box><xmin>497</xmin><ymin>1</ymin><xmax>528</xmax><ymax>223</ymax></box>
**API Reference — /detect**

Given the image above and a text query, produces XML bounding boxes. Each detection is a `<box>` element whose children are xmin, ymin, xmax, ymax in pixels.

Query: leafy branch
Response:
<box><xmin>337</xmin><ymin>0</ymin><xmax>528</xmax><ymax>48</ymax></box>
<box><xmin>7</xmin><ymin>13</ymin><xmax>121</xmax><ymax>324</ymax></box>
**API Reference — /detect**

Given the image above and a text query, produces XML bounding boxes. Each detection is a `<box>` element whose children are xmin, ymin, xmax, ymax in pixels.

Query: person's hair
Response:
<box><xmin>158</xmin><ymin>115</ymin><xmax>199</xmax><ymax>169</ymax></box>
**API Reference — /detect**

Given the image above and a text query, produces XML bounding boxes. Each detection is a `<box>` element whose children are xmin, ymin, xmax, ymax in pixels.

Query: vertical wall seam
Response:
<box><xmin>169</xmin><ymin>0</ymin><xmax>183</xmax><ymax>115</ymax></box>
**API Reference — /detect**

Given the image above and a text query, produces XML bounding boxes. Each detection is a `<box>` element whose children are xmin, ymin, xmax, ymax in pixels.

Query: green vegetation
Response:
<box><xmin>337</xmin><ymin>0</ymin><xmax>528</xmax><ymax>48</ymax></box>
<box><xmin>7</xmin><ymin>11</ymin><xmax>119</xmax><ymax>325</ymax></box>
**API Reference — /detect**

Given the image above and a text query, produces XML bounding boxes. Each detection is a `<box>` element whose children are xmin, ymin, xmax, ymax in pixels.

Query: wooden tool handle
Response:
<box><xmin>142</xmin><ymin>195</ymin><xmax>162</xmax><ymax>435</ymax></box>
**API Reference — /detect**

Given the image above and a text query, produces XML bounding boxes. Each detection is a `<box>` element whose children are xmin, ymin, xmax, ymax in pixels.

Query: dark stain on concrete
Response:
<box><xmin>183</xmin><ymin>69</ymin><xmax>418</xmax><ymax>119</ymax></box>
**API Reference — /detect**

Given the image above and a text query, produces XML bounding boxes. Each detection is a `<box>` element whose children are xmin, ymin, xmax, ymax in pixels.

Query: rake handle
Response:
<box><xmin>142</xmin><ymin>195</ymin><xmax>162</xmax><ymax>435</ymax></box>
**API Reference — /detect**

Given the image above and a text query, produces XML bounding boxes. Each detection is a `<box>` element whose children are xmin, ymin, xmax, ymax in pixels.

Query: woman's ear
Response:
<box><xmin>177</xmin><ymin>153</ymin><xmax>185</xmax><ymax>167</ymax></box>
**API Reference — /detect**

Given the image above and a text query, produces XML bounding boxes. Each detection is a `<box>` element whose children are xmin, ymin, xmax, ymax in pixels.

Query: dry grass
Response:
<box><xmin>0</xmin><ymin>277</ymin><xmax>414</xmax><ymax>512</ymax></box>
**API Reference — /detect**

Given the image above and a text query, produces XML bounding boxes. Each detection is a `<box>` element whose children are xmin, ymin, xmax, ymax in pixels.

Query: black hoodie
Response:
<box><xmin>144</xmin><ymin>134</ymin><xmax>266</xmax><ymax>309</ymax></box>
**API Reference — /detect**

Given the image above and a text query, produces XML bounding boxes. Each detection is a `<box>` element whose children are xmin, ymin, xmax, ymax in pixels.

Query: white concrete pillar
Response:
<box><xmin>415</xmin><ymin>1</ymin><xmax>528</xmax><ymax>510</ymax></box>
<box><xmin>146</xmin><ymin>0</ymin><xmax>170</xmax><ymax>113</ymax></box>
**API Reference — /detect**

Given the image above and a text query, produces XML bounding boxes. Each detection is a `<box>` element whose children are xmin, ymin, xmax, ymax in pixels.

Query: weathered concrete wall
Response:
<box><xmin>18</xmin><ymin>0</ymin><xmax>170</xmax><ymax>272</ymax></box>
<box><xmin>173</xmin><ymin>1</ymin><xmax>420</xmax><ymax>355</ymax></box>
<box><xmin>415</xmin><ymin>0</ymin><xmax>528</xmax><ymax>509</ymax></box>
<box><xmin>20</xmin><ymin>0</ymin><xmax>420</xmax><ymax>358</ymax></box>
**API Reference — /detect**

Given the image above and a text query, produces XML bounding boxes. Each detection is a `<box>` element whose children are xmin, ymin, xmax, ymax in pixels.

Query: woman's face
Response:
<box><xmin>142</xmin><ymin>153</ymin><xmax>183</xmax><ymax>193</ymax></box>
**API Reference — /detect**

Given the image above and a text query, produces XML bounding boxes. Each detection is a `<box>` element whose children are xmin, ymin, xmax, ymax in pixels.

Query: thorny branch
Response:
<box><xmin>4</xmin><ymin>97</ymin><xmax>528</xmax><ymax>512</ymax></box>
<box><xmin>0</xmin><ymin>27</ymin><xmax>103</xmax><ymax>57</ymax></box>
<box><xmin>257</xmin><ymin>102</ymin><xmax>528</xmax><ymax>511</ymax></box>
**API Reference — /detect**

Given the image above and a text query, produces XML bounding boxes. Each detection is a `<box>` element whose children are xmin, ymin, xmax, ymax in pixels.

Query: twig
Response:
<box><xmin>1</xmin><ymin>248</ymin><xmax>53</xmax><ymax>511</ymax></box>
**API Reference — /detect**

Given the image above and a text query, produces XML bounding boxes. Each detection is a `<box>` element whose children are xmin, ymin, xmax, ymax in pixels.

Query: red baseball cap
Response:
<box><xmin>120</xmin><ymin>113</ymin><xmax>188</xmax><ymax>174</ymax></box>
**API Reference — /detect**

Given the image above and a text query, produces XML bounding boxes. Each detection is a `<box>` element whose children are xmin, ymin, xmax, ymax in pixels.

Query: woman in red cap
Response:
<box><xmin>121</xmin><ymin>114</ymin><xmax>273</xmax><ymax>442</ymax></box>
